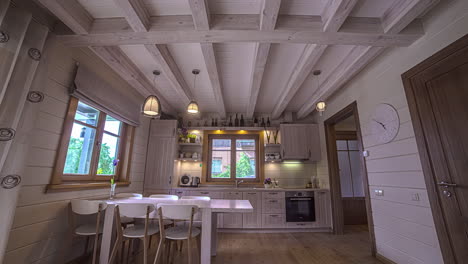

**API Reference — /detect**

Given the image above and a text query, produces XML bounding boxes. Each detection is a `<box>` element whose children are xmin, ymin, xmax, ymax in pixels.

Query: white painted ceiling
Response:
<box><xmin>75</xmin><ymin>0</ymin><xmax>401</xmax><ymax>117</ymax></box>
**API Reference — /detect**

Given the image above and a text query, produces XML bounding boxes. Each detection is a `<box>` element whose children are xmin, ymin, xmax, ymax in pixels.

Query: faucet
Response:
<box><xmin>235</xmin><ymin>180</ymin><xmax>245</xmax><ymax>188</ymax></box>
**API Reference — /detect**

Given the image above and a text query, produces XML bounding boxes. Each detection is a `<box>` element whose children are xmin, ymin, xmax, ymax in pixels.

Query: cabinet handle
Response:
<box><xmin>268</xmin><ymin>192</ymin><xmax>278</xmax><ymax>195</ymax></box>
<box><xmin>282</xmin><ymin>149</ymin><xmax>285</xmax><ymax>157</ymax></box>
<box><xmin>247</xmin><ymin>192</ymin><xmax>256</xmax><ymax>195</ymax></box>
<box><xmin>269</xmin><ymin>200</ymin><xmax>278</xmax><ymax>203</ymax></box>
<box><xmin>201</xmin><ymin>192</ymin><xmax>209</xmax><ymax>194</ymax></box>
<box><xmin>297</xmin><ymin>223</ymin><xmax>306</xmax><ymax>226</ymax></box>
<box><xmin>270</xmin><ymin>215</ymin><xmax>279</xmax><ymax>218</ymax></box>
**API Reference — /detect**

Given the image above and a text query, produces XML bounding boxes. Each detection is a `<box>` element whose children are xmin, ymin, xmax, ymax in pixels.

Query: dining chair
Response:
<box><xmin>115</xmin><ymin>193</ymin><xmax>143</xmax><ymax>198</ymax></box>
<box><xmin>154</xmin><ymin>204</ymin><xmax>200</xmax><ymax>264</ymax></box>
<box><xmin>109</xmin><ymin>203</ymin><xmax>159</xmax><ymax>264</ymax></box>
<box><xmin>149</xmin><ymin>194</ymin><xmax>179</xmax><ymax>200</ymax></box>
<box><xmin>69</xmin><ymin>199</ymin><xmax>107</xmax><ymax>264</ymax></box>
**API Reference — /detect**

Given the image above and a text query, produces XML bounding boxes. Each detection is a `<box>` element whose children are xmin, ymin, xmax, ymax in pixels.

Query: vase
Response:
<box><xmin>109</xmin><ymin>183</ymin><xmax>116</xmax><ymax>199</ymax></box>
<box><xmin>190</xmin><ymin>138</ymin><xmax>196</xmax><ymax>143</ymax></box>
<box><xmin>264</xmin><ymin>184</ymin><xmax>272</xmax><ymax>189</ymax></box>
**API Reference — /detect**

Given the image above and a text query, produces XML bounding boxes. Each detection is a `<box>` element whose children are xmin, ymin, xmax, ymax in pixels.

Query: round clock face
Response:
<box><xmin>370</xmin><ymin>104</ymin><xmax>400</xmax><ymax>144</ymax></box>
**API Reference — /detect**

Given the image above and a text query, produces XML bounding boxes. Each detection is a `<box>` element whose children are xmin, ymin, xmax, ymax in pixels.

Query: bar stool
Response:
<box><xmin>110</xmin><ymin>203</ymin><xmax>159</xmax><ymax>264</ymax></box>
<box><xmin>149</xmin><ymin>194</ymin><xmax>179</xmax><ymax>200</ymax></box>
<box><xmin>69</xmin><ymin>199</ymin><xmax>107</xmax><ymax>264</ymax></box>
<box><xmin>154</xmin><ymin>204</ymin><xmax>200</xmax><ymax>264</ymax></box>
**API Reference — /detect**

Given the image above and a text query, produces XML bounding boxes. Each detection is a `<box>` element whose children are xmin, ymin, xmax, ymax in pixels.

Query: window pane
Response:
<box><xmin>236</xmin><ymin>139</ymin><xmax>255</xmax><ymax>151</ymax></box>
<box><xmin>336</xmin><ymin>140</ymin><xmax>348</xmax><ymax>150</ymax></box>
<box><xmin>75</xmin><ymin>102</ymin><xmax>99</xmax><ymax>126</ymax></box>
<box><xmin>64</xmin><ymin>122</ymin><xmax>96</xmax><ymax>174</ymax></box>
<box><xmin>97</xmin><ymin>133</ymin><xmax>120</xmax><ymax>175</ymax></box>
<box><xmin>104</xmin><ymin>115</ymin><xmax>121</xmax><ymax>135</ymax></box>
<box><xmin>236</xmin><ymin>151</ymin><xmax>256</xmax><ymax>178</ymax></box>
<box><xmin>212</xmin><ymin>139</ymin><xmax>231</xmax><ymax>150</ymax></box>
<box><xmin>211</xmin><ymin>151</ymin><xmax>231</xmax><ymax>178</ymax></box>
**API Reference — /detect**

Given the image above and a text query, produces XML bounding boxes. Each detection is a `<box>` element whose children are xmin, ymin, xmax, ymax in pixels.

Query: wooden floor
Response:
<box><xmin>78</xmin><ymin>226</ymin><xmax>380</xmax><ymax>264</ymax></box>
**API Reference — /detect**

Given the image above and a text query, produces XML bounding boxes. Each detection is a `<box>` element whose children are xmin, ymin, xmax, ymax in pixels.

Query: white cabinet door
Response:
<box><xmin>280</xmin><ymin>124</ymin><xmax>321</xmax><ymax>161</ymax></box>
<box><xmin>144</xmin><ymin>136</ymin><xmax>176</xmax><ymax>190</ymax></box>
<box><xmin>242</xmin><ymin>192</ymin><xmax>262</xmax><ymax>228</ymax></box>
<box><xmin>262</xmin><ymin>214</ymin><xmax>285</xmax><ymax>228</ymax></box>
<box><xmin>307</xmin><ymin>124</ymin><xmax>321</xmax><ymax>161</ymax></box>
<box><xmin>223</xmin><ymin>192</ymin><xmax>243</xmax><ymax>228</ymax></box>
<box><xmin>150</xmin><ymin>120</ymin><xmax>177</xmax><ymax>137</ymax></box>
<box><xmin>314</xmin><ymin>190</ymin><xmax>332</xmax><ymax>228</ymax></box>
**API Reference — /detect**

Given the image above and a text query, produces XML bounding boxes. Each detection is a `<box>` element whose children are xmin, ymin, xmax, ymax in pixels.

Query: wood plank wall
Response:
<box><xmin>4</xmin><ymin>34</ymin><xmax>150</xmax><ymax>264</ymax></box>
<box><xmin>313</xmin><ymin>1</ymin><xmax>468</xmax><ymax>263</ymax></box>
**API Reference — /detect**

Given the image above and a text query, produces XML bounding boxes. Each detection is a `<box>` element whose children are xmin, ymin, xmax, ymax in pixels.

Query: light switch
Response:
<box><xmin>363</xmin><ymin>150</ymin><xmax>370</xmax><ymax>157</ymax></box>
<box><xmin>411</xmin><ymin>193</ymin><xmax>420</xmax><ymax>201</ymax></box>
<box><xmin>374</xmin><ymin>189</ymin><xmax>384</xmax><ymax>196</ymax></box>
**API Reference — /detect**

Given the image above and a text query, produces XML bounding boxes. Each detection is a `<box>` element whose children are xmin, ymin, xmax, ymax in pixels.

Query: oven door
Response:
<box><xmin>285</xmin><ymin>197</ymin><xmax>315</xmax><ymax>222</ymax></box>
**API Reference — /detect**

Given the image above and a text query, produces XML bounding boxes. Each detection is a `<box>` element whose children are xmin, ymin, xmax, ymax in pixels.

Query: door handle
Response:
<box><xmin>437</xmin><ymin>181</ymin><xmax>457</xmax><ymax>188</ymax></box>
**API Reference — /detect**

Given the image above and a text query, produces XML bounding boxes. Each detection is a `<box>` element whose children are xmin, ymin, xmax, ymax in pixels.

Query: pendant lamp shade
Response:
<box><xmin>187</xmin><ymin>100</ymin><xmax>199</xmax><ymax>114</ymax></box>
<box><xmin>142</xmin><ymin>95</ymin><xmax>161</xmax><ymax>117</ymax></box>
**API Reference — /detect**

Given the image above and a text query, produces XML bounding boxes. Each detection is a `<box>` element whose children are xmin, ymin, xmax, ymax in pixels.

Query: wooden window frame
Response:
<box><xmin>205</xmin><ymin>133</ymin><xmax>261</xmax><ymax>183</ymax></box>
<box><xmin>48</xmin><ymin>97</ymin><xmax>134</xmax><ymax>191</ymax></box>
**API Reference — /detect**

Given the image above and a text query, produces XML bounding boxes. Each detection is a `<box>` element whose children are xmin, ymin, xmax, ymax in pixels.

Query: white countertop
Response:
<box><xmin>173</xmin><ymin>187</ymin><xmax>328</xmax><ymax>192</ymax></box>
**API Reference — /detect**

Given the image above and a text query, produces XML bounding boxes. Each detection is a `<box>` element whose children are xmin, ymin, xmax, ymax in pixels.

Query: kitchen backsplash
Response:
<box><xmin>173</xmin><ymin>161</ymin><xmax>327</xmax><ymax>188</ymax></box>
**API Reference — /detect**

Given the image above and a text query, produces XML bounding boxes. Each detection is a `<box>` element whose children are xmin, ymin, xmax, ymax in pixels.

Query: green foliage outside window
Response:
<box><xmin>64</xmin><ymin>138</ymin><xmax>114</xmax><ymax>175</ymax></box>
<box><xmin>212</xmin><ymin>153</ymin><xmax>254</xmax><ymax>178</ymax></box>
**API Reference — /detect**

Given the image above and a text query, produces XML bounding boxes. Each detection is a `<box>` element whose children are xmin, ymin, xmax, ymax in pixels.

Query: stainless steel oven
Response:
<box><xmin>285</xmin><ymin>191</ymin><xmax>315</xmax><ymax>222</ymax></box>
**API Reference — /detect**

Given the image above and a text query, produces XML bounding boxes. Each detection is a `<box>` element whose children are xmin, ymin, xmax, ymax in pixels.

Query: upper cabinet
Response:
<box><xmin>280</xmin><ymin>124</ymin><xmax>321</xmax><ymax>161</ymax></box>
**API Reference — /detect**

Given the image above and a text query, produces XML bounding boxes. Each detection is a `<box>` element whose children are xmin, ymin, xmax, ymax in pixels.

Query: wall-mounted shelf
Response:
<box><xmin>265</xmin><ymin>159</ymin><xmax>282</xmax><ymax>163</ymax></box>
<box><xmin>175</xmin><ymin>158</ymin><xmax>202</xmax><ymax>162</ymax></box>
<box><xmin>178</xmin><ymin>142</ymin><xmax>202</xmax><ymax>146</ymax></box>
<box><xmin>264</xmin><ymin>143</ymin><xmax>281</xmax><ymax>147</ymax></box>
<box><xmin>187</xmin><ymin>126</ymin><xmax>278</xmax><ymax>131</ymax></box>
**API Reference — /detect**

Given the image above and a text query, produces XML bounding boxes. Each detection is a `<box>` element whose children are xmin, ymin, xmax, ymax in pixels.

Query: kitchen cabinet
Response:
<box><xmin>262</xmin><ymin>214</ymin><xmax>285</xmax><ymax>228</ymax></box>
<box><xmin>314</xmin><ymin>190</ymin><xmax>332</xmax><ymax>228</ymax></box>
<box><xmin>144</xmin><ymin>120</ymin><xmax>177</xmax><ymax>190</ymax></box>
<box><xmin>242</xmin><ymin>192</ymin><xmax>262</xmax><ymax>228</ymax></box>
<box><xmin>223</xmin><ymin>192</ymin><xmax>243</xmax><ymax>228</ymax></box>
<box><xmin>262</xmin><ymin>191</ymin><xmax>285</xmax><ymax>214</ymax></box>
<box><xmin>280</xmin><ymin>124</ymin><xmax>321</xmax><ymax>161</ymax></box>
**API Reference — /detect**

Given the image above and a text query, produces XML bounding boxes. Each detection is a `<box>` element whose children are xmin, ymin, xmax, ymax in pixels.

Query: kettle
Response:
<box><xmin>191</xmin><ymin>176</ymin><xmax>201</xmax><ymax>187</ymax></box>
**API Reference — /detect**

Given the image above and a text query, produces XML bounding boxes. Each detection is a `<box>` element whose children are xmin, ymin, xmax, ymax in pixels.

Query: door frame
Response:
<box><xmin>402</xmin><ymin>34</ymin><xmax>468</xmax><ymax>264</ymax></box>
<box><xmin>324</xmin><ymin>101</ymin><xmax>376</xmax><ymax>256</ymax></box>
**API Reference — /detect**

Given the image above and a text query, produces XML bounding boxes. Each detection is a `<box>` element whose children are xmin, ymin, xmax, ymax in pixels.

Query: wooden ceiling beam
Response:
<box><xmin>271</xmin><ymin>45</ymin><xmax>327</xmax><ymax>119</ymax></box>
<box><xmin>382</xmin><ymin>0</ymin><xmax>439</xmax><ymax>34</ymax></box>
<box><xmin>37</xmin><ymin>0</ymin><xmax>92</xmax><ymax>34</ymax></box>
<box><xmin>246</xmin><ymin>0</ymin><xmax>281</xmax><ymax>118</ymax></box>
<box><xmin>144</xmin><ymin>44</ymin><xmax>193</xmax><ymax>106</ymax></box>
<box><xmin>189</xmin><ymin>0</ymin><xmax>226</xmax><ymax>118</ymax></box>
<box><xmin>113</xmin><ymin>0</ymin><xmax>150</xmax><ymax>32</ymax></box>
<box><xmin>322</xmin><ymin>0</ymin><xmax>359</xmax><ymax>32</ymax></box>
<box><xmin>91</xmin><ymin>46</ymin><xmax>175</xmax><ymax>114</ymax></box>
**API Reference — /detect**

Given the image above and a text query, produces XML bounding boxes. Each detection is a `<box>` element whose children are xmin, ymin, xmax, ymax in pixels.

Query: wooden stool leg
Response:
<box><xmin>196</xmin><ymin>236</ymin><xmax>201</xmax><ymax>264</ymax></box>
<box><xmin>84</xmin><ymin>236</ymin><xmax>90</xmax><ymax>257</ymax></box>
<box><xmin>187</xmin><ymin>238</ymin><xmax>192</xmax><ymax>264</ymax></box>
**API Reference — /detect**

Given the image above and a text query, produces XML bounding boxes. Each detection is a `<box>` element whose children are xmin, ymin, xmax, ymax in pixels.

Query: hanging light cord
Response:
<box><xmin>192</xmin><ymin>73</ymin><xmax>198</xmax><ymax>101</ymax></box>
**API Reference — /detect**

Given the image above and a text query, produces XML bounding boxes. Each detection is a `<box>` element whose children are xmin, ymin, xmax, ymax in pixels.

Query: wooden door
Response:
<box><xmin>242</xmin><ymin>192</ymin><xmax>262</xmax><ymax>228</ymax></box>
<box><xmin>144</xmin><ymin>136</ymin><xmax>175</xmax><ymax>190</ymax></box>
<box><xmin>223</xmin><ymin>192</ymin><xmax>243</xmax><ymax>228</ymax></box>
<box><xmin>404</xmin><ymin>35</ymin><xmax>468</xmax><ymax>263</ymax></box>
<box><xmin>280</xmin><ymin>124</ymin><xmax>309</xmax><ymax>159</ymax></box>
<box><xmin>150</xmin><ymin>120</ymin><xmax>177</xmax><ymax>137</ymax></box>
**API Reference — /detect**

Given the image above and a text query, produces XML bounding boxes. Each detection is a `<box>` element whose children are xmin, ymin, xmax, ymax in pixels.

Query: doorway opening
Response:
<box><xmin>324</xmin><ymin>102</ymin><xmax>376</xmax><ymax>256</ymax></box>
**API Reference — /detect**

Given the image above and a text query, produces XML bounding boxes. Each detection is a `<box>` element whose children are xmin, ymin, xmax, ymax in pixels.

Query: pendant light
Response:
<box><xmin>313</xmin><ymin>70</ymin><xmax>326</xmax><ymax>116</ymax></box>
<box><xmin>142</xmin><ymin>70</ymin><xmax>161</xmax><ymax>118</ymax></box>
<box><xmin>187</xmin><ymin>69</ymin><xmax>200</xmax><ymax>114</ymax></box>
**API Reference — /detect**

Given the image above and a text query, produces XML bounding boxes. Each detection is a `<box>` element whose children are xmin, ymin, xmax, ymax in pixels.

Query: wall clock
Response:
<box><xmin>369</xmin><ymin>103</ymin><xmax>400</xmax><ymax>144</ymax></box>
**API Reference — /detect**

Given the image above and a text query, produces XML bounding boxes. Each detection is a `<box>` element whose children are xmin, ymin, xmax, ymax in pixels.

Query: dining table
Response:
<box><xmin>90</xmin><ymin>197</ymin><xmax>253</xmax><ymax>264</ymax></box>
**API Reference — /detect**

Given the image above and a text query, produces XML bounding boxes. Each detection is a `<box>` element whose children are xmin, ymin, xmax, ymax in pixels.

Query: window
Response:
<box><xmin>53</xmin><ymin>97</ymin><xmax>130</xmax><ymax>184</ymax></box>
<box><xmin>207</xmin><ymin>134</ymin><xmax>260</xmax><ymax>182</ymax></box>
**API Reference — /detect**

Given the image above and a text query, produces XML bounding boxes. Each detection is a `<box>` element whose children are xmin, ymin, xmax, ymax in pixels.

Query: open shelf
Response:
<box><xmin>187</xmin><ymin>126</ymin><xmax>278</xmax><ymax>131</ymax></box>
<box><xmin>178</xmin><ymin>142</ymin><xmax>202</xmax><ymax>146</ymax></box>
<box><xmin>264</xmin><ymin>143</ymin><xmax>281</xmax><ymax>147</ymax></box>
<box><xmin>175</xmin><ymin>158</ymin><xmax>202</xmax><ymax>162</ymax></box>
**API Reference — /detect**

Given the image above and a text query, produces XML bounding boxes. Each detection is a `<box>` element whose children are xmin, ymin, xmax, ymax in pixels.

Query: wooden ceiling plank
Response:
<box><xmin>246</xmin><ymin>0</ymin><xmax>281</xmax><ymax>118</ymax></box>
<box><xmin>201</xmin><ymin>43</ymin><xmax>226</xmax><ymax>118</ymax></box>
<box><xmin>271</xmin><ymin>44</ymin><xmax>327</xmax><ymax>119</ymax></box>
<box><xmin>144</xmin><ymin>44</ymin><xmax>192</xmax><ymax>105</ymax></box>
<box><xmin>37</xmin><ymin>0</ymin><xmax>92</xmax><ymax>34</ymax></box>
<box><xmin>113</xmin><ymin>0</ymin><xmax>150</xmax><ymax>32</ymax></box>
<box><xmin>382</xmin><ymin>0</ymin><xmax>439</xmax><ymax>34</ymax></box>
<box><xmin>56</xmin><ymin>28</ymin><xmax>423</xmax><ymax>47</ymax></box>
<box><xmin>296</xmin><ymin>46</ymin><xmax>384</xmax><ymax>119</ymax></box>
<box><xmin>188</xmin><ymin>0</ymin><xmax>210</xmax><ymax>30</ymax></box>
<box><xmin>90</xmin><ymin>46</ymin><xmax>175</xmax><ymax>114</ymax></box>
<box><xmin>322</xmin><ymin>0</ymin><xmax>359</xmax><ymax>32</ymax></box>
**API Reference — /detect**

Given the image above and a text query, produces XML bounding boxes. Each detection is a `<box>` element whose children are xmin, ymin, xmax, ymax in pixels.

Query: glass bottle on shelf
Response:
<box><xmin>234</xmin><ymin>114</ymin><xmax>239</xmax><ymax>127</ymax></box>
<box><xmin>240</xmin><ymin>115</ymin><xmax>245</xmax><ymax>127</ymax></box>
<box><xmin>254</xmin><ymin>117</ymin><xmax>258</xmax><ymax>127</ymax></box>
<box><xmin>261</xmin><ymin>117</ymin><xmax>265</xmax><ymax>127</ymax></box>
<box><xmin>229</xmin><ymin>116</ymin><xmax>233</xmax><ymax>126</ymax></box>
<box><xmin>267</xmin><ymin>117</ymin><xmax>271</xmax><ymax>127</ymax></box>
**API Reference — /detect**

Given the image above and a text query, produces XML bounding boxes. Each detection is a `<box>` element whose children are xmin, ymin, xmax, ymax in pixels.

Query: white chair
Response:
<box><xmin>180</xmin><ymin>196</ymin><xmax>211</xmax><ymax>201</ymax></box>
<box><xmin>115</xmin><ymin>192</ymin><xmax>143</xmax><ymax>198</ymax></box>
<box><xmin>110</xmin><ymin>204</ymin><xmax>159</xmax><ymax>264</ymax></box>
<box><xmin>69</xmin><ymin>199</ymin><xmax>107</xmax><ymax>264</ymax></box>
<box><xmin>149</xmin><ymin>194</ymin><xmax>179</xmax><ymax>200</ymax></box>
<box><xmin>154</xmin><ymin>204</ymin><xmax>200</xmax><ymax>264</ymax></box>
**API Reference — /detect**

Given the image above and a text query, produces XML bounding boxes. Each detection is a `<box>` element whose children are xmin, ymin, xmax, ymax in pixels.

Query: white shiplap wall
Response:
<box><xmin>312</xmin><ymin>1</ymin><xmax>468</xmax><ymax>263</ymax></box>
<box><xmin>4</xmin><ymin>35</ymin><xmax>150</xmax><ymax>263</ymax></box>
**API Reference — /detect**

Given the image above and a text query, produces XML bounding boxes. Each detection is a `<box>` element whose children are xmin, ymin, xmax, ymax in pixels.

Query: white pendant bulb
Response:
<box><xmin>142</xmin><ymin>70</ymin><xmax>162</xmax><ymax>118</ymax></box>
<box><xmin>187</xmin><ymin>69</ymin><xmax>200</xmax><ymax>114</ymax></box>
<box><xmin>313</xmin><ymin>70</ymin><xmax>326</xmax><ymax>116</ymax></box>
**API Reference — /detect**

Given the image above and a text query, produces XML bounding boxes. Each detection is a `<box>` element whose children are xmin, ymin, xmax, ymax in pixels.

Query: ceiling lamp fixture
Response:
<box><xmin>313</xmin><ymin>70</ymin><xmax>326</xmax><ymax>116</ymax></box>
<box><xmin>187</xmin><ymin>69</ymin><xmax>200</xmax><ymax>114</ymax></box>
<box><xmin>142</xmin><ymin>70</ymin><xmax>161</xmax><ymax>118</ymax></box>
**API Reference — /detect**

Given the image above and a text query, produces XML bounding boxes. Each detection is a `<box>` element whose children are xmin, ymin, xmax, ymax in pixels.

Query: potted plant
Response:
<box><xmin>179</xmin><ymin>128</ymin><xmax>189</xmax><ymax>143</ymax></box>
<box><xmin>264</xmin><ymin>178</ymin><xmax>272</xmax><ymax>189</ymax></box>
<box><xmin>188</xmin><ymin>133</ymin><xmax>197</xmax><ymax>143</ymax></box>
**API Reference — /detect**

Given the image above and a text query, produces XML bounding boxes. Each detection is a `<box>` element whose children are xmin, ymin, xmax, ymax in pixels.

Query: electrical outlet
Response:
<box><xmin>411</xmin><ymin>193</ymin><xmax>420</xmax><ymax>201</ymax></box>
<box><xmin>374</xmin><ymin>189</ymin><xmax>384</xmax><ymax>196</ymax></box>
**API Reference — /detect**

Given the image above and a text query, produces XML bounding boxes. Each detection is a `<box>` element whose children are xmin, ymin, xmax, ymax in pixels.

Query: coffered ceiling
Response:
<box><xmin>36</xmin><ymin>0</ymin><xmax>439</xmax><ymax>119</ymax></box>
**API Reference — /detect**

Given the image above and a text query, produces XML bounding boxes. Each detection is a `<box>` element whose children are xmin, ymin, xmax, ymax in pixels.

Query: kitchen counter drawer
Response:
<box><xmin>286</xmin><ymin>222</ymin><xmax>315</xmax><ymax>229</ymax></box>
<box><xmin>262</xmin><ymin>198</ymin><xmax>285</xmax><ymax>213</ymax></box>
<box><xmin>262</xmin><ymin>191</ymin><xmax>285</xmax><ymax>199</ymax></box>
<box><xmin>262</xmin><ymin>214</ymin><xmax>285</xmax><ymax>228</ymax></box>
<box><xmin>187</xmin><ymin>191</ymin><xmax>224</xmax><ymax>199</ymax></box>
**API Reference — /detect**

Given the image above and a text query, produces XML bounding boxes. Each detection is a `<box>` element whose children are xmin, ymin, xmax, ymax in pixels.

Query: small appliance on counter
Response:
<box><xmin>179</xmin><ymin>174</ymin><xmax>201</xmax><ymax>187</ymax></box>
